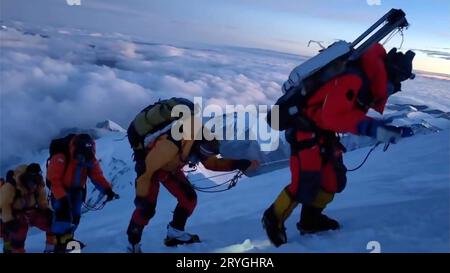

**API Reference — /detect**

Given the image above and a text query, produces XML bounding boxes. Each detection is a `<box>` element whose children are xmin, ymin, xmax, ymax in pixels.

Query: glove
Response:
<box><xmin>385</xmin><ymin>49</ymin><xmax>415</xmax><ymax>81</ymax></box>
<box><xmin>105</xmin><ymin>188</ymin><xmax>119</xmax><ymax>202</ymax></box>
<box><xmin>358</xmin><ymin>119</ymin><xmax>412</xmax><ymax>144</ymax></box>
<box><xmin>400</xmin><ymin>127</ymin><xmax>414</xmax><ymax>138</ymax></box>
<box><xmin>375</xmin><ymin>125</ymin><xmax>402</xmax><ymax>144</ymax></box>
<box><xmin>3</xmin><ymin>219</ymin><xmax>19</xmax><ymax>234</ymax></box>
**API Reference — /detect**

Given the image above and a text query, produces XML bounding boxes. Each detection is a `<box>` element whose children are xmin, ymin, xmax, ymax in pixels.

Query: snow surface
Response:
<box><xmin>7</xmin><ymin>129</ymin><xmax>449</xmax><ymax>253</ymax></box>
<box><xmin>96</xmin><ymin>120</ymin><xmax>126</xmax><ymax>133</ymax></box>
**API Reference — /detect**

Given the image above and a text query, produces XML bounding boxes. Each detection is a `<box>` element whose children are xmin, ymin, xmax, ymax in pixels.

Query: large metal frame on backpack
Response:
<box><xmin>267</xmin><ymin>9</ymin><xmax>412</xmax><ymax>132</ymax></box>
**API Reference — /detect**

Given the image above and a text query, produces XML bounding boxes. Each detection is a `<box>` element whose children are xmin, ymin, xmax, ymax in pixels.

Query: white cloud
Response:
<box><xmin>2</xmin><ymin>20</ymin><xmax>448</xmax><ymax>167</ymax></box>
<box><xmin>0</xmin><ymin>22</ymin><xmax>299</xmax><ymax>165</ymax></box>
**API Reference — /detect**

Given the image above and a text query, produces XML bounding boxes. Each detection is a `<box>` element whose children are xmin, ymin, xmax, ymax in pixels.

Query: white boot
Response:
<box><xmin>165</xmin><ymin>224</ymin><xmax>200</xmax><ymax>246</ymax></box>
<box><xmin>166</xmin><ymin>224</ymin><xmax>194</xmax><ymax>241</ymax></box>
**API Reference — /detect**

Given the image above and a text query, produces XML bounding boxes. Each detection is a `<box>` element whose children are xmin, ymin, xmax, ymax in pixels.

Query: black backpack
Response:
<box><xmin>48</xmin><ymin>134</ymin><xmax>76</xmax><ymax>163</ymax></box>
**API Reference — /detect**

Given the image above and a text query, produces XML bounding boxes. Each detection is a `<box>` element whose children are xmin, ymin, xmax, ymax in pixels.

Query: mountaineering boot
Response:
<box><xmin>54</xmin><ymin>234</ymin><xmax>86</xmax><ymax>253</ymax></box>
<box><xmin>54</xmin><ymin>233</ymin><xmax>73</xmax><ymax>253</ymax></box>
<box><xmin>127</xmin><ymin>243</ymin><xmax>142</xmax><ymax>253</ymax></box>
<box><xmin>262</xmin><ymin>206</ymin><xmax>287</xmax><ymax>247</ymax></box>
<box><xmin>164</xmin><ymin>224</ymin><xmax>200</xmax><ymax>247</ymax></box>
<box><xmin>297</xmin><ymin>204</ymin><xmax>340</xmax><ymax>235</ymax></box>
<box><xmin>126</xmin><ymin>221</ymin><xmax>144</xmax><ymax>253</ymax></box>
<box><xmin>262</xmin><ymin>188</ymin><xmax>298</xmax><ymax>247</ymax></box>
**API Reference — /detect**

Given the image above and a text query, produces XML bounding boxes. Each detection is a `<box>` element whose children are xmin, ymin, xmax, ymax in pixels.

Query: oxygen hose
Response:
<box><xmin>186</xmin><ymin>142</ymin><xmax>387</xmax><ymax>194</ymax></box>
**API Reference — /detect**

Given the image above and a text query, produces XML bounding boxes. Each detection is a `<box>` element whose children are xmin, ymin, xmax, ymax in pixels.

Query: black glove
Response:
<box><xmin>105</xmin><ymin>188</ymin><xmax>119</xmax><ymax>202</ymax></box>
<box><xmin>385</xmin><ymin>48</ymin><xmax>415</xmax><ymax>84</ymax></box>
<box><xmin>4</xmin><ymin>219</ymin><xmax>19</xmax><ymax>234</ymax></box>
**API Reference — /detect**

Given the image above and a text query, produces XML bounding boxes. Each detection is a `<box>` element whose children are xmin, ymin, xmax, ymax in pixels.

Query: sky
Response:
<box><xmin>1</xmin><ymin>0</ymin><xmax>449</xmax><ymax>74</ymax></box>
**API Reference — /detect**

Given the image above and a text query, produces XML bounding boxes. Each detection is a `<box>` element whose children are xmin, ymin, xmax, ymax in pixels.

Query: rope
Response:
<box><xmin>82</xmin><ymin>194</ymin><xmax>119</xmax><ymax>211</ymax></box>
<box><xmin>257</xmin><ymin>143</ymin><xmax>385</xmax><ymax>173</ymax></box>
<box><xmin>190</xmin><ymin>171</ymin><xmax>243</xmax><ymax>193</ymax></box>
<box><xmin>399</xmin><ymin>29</ymin><xmax>405</xmax><ymax>49</ymax></box>
<box><xmin>260</xmin><ymin>158</ymin><xmax>289</xmax><ymax>167</ymax></box>
<box><xmin>382</xmin><ymin>28</ymin><xmax>400</xmax><ymax>46</ymax></box>
<box><xmin>346</xmin><ymin>142</ymin><xmax>389</xmax><ymax>172</ymax></box>
<box><xmin>382</xmin><ymin>27</ymin><xmax>406</xmax><ymax>49</ymax></box>
<box><xmin>185</xmin><ymin>142</ymin><xmax>389</xmax><ymax>193</ymax></box>
<box><xmin>188</xmin><ymin>170</ymin><xmax>240</xmax><ymax>183</ymax></box>
<box><xmin>82</xmin><ymin>200</ymin><xmax>107</xmax><ymax>211</ymax></box>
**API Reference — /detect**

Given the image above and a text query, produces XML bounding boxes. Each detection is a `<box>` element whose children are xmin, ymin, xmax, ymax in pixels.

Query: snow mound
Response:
<box><xmin>96</xmin><ymin>120</ymin><xmax>126</xmax><ymax>133</ymax></box>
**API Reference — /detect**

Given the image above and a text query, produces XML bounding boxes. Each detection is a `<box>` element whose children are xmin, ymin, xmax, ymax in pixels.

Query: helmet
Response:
<box><xmin>22</xmin><ymin>163</ymin><xmax>42</xmax><ymax>190</ymax></box>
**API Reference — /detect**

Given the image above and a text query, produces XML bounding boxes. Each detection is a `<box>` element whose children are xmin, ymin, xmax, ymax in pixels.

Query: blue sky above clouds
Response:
<box><xmin>2</xmin><ymin>0</ymin><xmax>449</xmax><ymax>74</ymax></box>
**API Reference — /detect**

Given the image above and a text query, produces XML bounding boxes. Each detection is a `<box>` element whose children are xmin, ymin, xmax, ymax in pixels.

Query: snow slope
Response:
<box><xmin>13</xmin><ymin>129</ymin><xmax>449</xmax><ymax>253</ymax></box>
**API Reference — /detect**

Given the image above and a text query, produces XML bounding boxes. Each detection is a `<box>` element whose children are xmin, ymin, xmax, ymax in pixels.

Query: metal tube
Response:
<box><xmin>351</xmin><ymin>8</ymin><xmax>396</xmax><ymax>48</ymax></box>
<box><xmin>350</xmin><ymin>17</ymin><xmax>407</xmax><ymax>61</ymax></box>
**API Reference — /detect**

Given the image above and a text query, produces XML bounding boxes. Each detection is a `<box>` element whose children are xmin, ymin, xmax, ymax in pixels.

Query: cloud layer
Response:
<box><xmin>0</xmin><ymin>21</ymin><xmax>301</xmax><ymax>166</ymax></box>
<box><xmin>412</xmin><ymin>48</ymin><xmax>450</xmax><ymax>60</ymax></box>
<box><xmin>1</xmin><ymin>20</ymin><xmax>449</xmax><ymax>168</ymax></box>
